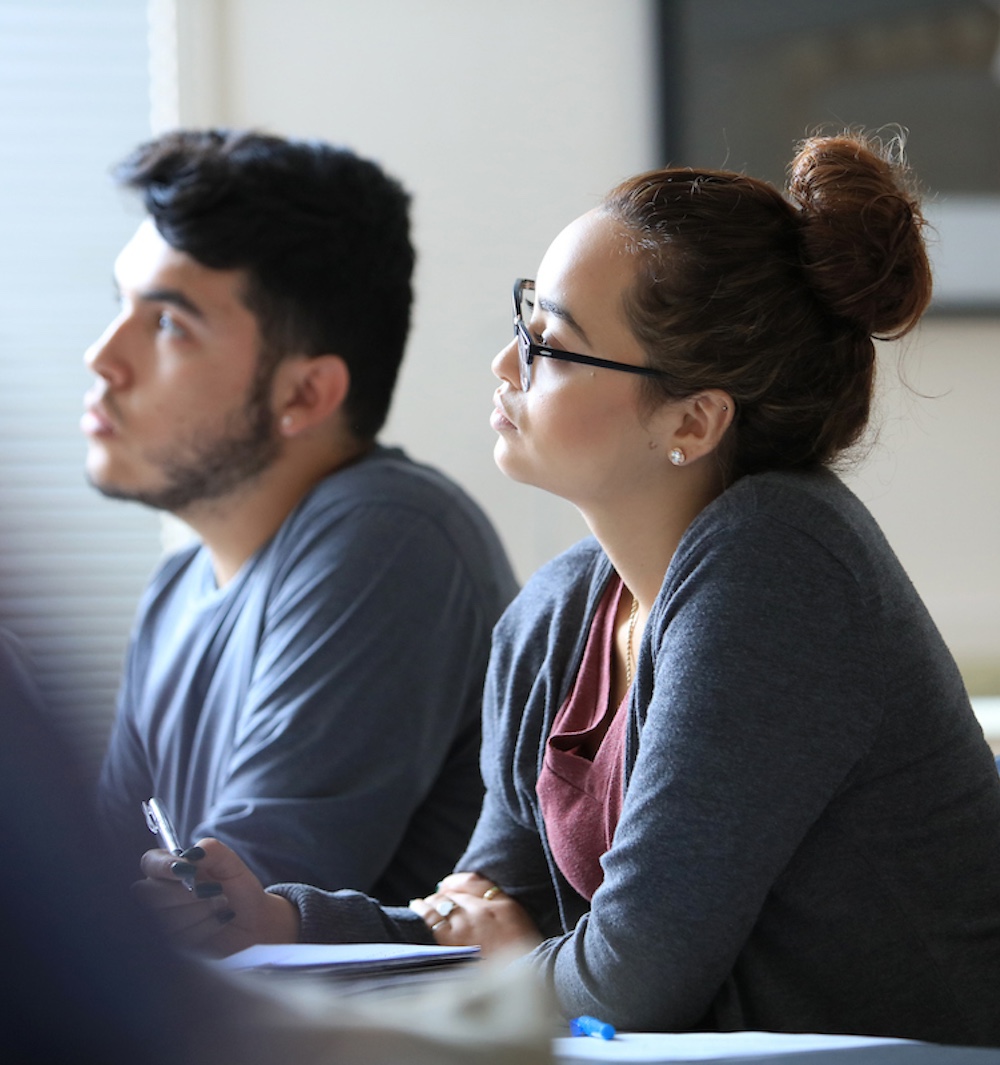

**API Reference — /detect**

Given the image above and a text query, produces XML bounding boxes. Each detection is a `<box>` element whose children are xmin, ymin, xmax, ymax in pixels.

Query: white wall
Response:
<box><xmin>846</xmin><ymin>319</ymin><xmax>1000</xmax><ymax>693</ymax></box>
<box><xmin>169</xmin><ymin>0</ymin><xmax>657</xmax><ymax>576</ymax></box>
<box><xmin>166</xmin><ymin>0</ymin><xmax>999</xmax><ymax>693</ymax></box>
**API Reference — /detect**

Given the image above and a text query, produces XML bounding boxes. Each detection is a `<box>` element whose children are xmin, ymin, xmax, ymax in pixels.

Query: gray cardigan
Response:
<box><xmin>275</xmin><ymin>469</ymin><xmax>1000</xmax><ymax>1046</ymax></box>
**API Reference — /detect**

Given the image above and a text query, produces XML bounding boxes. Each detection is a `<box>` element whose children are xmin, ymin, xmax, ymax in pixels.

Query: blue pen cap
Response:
<box><xmin>570</xmin><ymin>1015</ymin><xmax>616</xmax><ymax>1040</ymax></box>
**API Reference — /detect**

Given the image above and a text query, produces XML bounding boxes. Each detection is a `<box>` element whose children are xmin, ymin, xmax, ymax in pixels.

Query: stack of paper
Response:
<box><xmin>215</xmin><ymin>941</ymin><xmax>479</xmax><ymax>978</ymax></box>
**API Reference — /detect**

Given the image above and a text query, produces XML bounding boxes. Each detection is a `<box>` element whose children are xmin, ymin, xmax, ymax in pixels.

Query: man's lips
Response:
<box><xmin>80</xmin><ymin>394</ymin><xmax>117</xmax><ymax>437</ymax></box>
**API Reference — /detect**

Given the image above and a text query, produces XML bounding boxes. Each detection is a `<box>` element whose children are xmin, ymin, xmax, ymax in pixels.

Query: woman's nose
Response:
<box><xmin>492</xmin><ymin>337</ymin><xmax>520</xmax><ymax>386</ymax></box>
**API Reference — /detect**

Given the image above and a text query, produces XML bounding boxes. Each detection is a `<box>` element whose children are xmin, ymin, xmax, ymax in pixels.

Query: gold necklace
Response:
<box><xmin>624</xmin><ymin>592</ymin><xmax>639</xmax><ymax>689</ymax></box>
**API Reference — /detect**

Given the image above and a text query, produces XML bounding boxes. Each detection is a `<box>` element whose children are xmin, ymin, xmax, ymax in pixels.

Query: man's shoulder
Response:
<box><xmin>309</xmin><ymin>445</ymin><xmax>485</xmax><ymax>518</ymax></box>
<box><xmin>296</xmin><ymin>446</ymin><xmax>513</xmax><ymax>567</ymax></box>
<box><xmin>260</xmin><ymin>445</ymin><xmax>516</xmax><ymax>601</ymax></box>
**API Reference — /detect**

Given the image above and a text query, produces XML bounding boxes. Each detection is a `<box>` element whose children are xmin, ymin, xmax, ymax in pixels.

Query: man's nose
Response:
<box><xmin>84</xmin><ymin>314</ymin><xmax>131</xmax><ymax>387</ymax></box>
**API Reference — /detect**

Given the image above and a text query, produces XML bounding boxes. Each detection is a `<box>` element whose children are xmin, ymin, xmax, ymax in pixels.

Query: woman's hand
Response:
<box><xmin>132</xmin><ymin>837</ymin><xmax>300</xmax><ymax>957</ymax></box>
<box><xmin>409</xmin><ymin>871</ymin><xmax>543</xmax><ymax>957</ymax></box>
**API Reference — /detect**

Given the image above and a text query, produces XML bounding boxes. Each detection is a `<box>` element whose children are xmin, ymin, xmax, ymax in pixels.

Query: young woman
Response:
<box><xmin>139</xmin><ymin>133</ymin><xmax>1000</xmax><ymax>1046</ymax></box>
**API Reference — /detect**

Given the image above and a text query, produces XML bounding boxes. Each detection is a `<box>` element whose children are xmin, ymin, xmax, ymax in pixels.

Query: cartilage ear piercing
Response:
<box><xmin>669</xmin><ymin>447</ymin><xmax>686</xmax><ymax>466</ymax></box>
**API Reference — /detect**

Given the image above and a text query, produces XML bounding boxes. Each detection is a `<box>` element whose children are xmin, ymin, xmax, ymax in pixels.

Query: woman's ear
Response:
<box><xmin>273</xmin><ymin>355</ymin><xmax>351</xmax><ymax>437</ymax></box>
<box><xmin>669</xmin><ymin>389</ymin><xmax>735</xmax><ymax>463</ymax></box>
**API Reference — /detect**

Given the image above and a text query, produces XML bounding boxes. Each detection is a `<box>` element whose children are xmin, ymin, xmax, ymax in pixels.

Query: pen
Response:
<box><xmin>142</xmin><ymin>797</ymin><xmax>184</xmax><ymax>854</ymax></box>
<box><xmin>142</xmin><ymin>797</ymin><xmax>195</xmax><ymax>891</ymax></box>
<box><xmin>570</xmin><ymin>1015</ymin><xmax>616</xmax><ymax>1040</ymax></box>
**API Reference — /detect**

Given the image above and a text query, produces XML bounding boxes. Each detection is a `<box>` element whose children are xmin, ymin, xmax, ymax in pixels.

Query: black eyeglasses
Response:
<box><xmin>512</xmin><ymin>278</ymin><xmax>670</xmax><ymax>392</ymax></box>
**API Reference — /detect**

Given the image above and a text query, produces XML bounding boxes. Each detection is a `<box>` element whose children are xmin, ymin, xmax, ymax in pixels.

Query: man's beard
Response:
<box><xmin>91</xmin><ymin>363</ymin><xmax>282</xmax><ymax>513</ymax></box>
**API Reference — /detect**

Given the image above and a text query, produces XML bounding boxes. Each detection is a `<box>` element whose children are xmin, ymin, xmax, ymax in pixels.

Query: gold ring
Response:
<box><xmin>483</xmin><ymin>886</ymin><xmax>503</xmax><ymax>901</ymax></box>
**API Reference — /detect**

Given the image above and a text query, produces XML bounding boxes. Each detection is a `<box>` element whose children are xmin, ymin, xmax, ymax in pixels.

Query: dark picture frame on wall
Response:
<box><xmin>654</xmin><ymin>0</ymin><xmax>1000</xmax><ymax>313</ymax></box>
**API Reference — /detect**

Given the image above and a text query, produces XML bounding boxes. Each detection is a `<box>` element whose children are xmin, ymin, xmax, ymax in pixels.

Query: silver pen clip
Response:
<box><xmin>142</xmin><ymin>797</ymin><xmax>183</xmax><ymax>856</ymax></box>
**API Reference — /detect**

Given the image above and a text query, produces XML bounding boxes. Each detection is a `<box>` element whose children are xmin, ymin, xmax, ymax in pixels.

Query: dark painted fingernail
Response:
<box><xmin>216</xmin><ymin>909</ymin><xmax>236</xmax><ymax>924</ymax></box>
<box><xmin>194</xmin><ymin>881</ymin><xmax>224</xmax><ymax>899</ymax></box>
<box><xmin>171</xmin><ymin>860</ymin><xmax>198</xmax><ymax>878</ymax></box>
<box><xmin>179</xmin><ymin>846</ymin><xmax>205</xmax><ymax>862</ymax></box>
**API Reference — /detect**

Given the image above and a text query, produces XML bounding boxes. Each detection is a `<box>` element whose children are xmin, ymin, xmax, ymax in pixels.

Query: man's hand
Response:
<box><xmin>133</xmin><ymin>837</ymin><xmax>300</xmax><ymax>957</ymax></box>
<box><xmin>409</xmin><ymin>871</ymin><xmax>543</xmax><ymax>957</ymax></box>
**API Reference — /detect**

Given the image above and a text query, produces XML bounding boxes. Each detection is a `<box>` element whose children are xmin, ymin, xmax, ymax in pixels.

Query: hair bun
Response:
<box><xmin>787</xmin><ymin>134</ymin><xmax>932</xmax><ymax>339</ymax></box>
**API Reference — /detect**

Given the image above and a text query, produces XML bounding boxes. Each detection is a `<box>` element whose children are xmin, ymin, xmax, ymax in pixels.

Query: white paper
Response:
<box><xmin>216</xmin><ymin>941</ymin><xmax>479</xmax><ymax>972</ymax></box>
<box><xmin>552</xmin><ymin>1030</ymin><xmax>911</xmax><ymax>1062</ymax></box>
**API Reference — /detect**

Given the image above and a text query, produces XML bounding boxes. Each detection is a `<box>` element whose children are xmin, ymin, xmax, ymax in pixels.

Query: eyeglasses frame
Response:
<box><xmin>512</xmin><ymin>278</ymin><xmax>670</xmax><ymax>392</ymax></box>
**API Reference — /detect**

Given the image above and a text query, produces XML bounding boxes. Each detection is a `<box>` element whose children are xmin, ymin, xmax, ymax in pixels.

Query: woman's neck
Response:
<box><xmin>581</xmin><ymin>471</ymin><xmax>725</xmax><ymax>614</ymax></box>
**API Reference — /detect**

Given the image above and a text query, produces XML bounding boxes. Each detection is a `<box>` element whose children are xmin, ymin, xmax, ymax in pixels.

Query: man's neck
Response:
<box><xmin>178</xmin><ymin>437</ymin><xmax>375</xmax><ymax>587</ymax></box>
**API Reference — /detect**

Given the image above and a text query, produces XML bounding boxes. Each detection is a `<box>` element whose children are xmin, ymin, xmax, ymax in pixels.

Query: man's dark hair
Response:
<box><xmin>114</xmin><ymin>128</ymin><xmax>414</xmax><ymax>440</ymax></box>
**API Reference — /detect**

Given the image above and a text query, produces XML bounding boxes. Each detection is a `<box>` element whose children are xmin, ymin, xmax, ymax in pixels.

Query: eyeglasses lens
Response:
<box><xmin>515</xmin><ymin>283</ymin><xmax>536</xmax><ymax>391</ymax></box>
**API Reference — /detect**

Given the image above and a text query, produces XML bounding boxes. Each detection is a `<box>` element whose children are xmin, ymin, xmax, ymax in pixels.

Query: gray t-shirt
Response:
<box><xmin>98</xmin><ymin>445</ymin><xmax>517</xmax><ymax>901</ymax></box>
<box><xmin>276</xmin><ymin>468</ymin><xmax>1000</xmax><ymax>1046</ymax></box>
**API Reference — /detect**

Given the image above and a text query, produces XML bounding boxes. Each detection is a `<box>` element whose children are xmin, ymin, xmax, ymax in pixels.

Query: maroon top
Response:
<box><xmin>536</xmin><ymin>577</ymin><xmax>629</xmax><ymax>901</ymax></box>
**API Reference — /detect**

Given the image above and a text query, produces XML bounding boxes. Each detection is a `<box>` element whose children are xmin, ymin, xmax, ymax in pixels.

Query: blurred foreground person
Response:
<box><xmin>0</xmin><ymin>626</ymin><xmax>550</xmax><ymax>1064</ymax></box>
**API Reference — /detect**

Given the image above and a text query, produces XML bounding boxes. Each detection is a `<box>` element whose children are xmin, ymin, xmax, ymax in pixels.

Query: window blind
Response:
<box><xmin>0</xmin><ymin>0</ymin><xmax>164</xmax><ymax>780</ymax></box>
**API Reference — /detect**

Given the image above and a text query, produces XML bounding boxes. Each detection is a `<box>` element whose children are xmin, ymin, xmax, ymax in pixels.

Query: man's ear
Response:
<box><xmin>273</xmin><ymin>355</ymin><xmax>350</xmax><ymax>437</ymax></box>
<box><xmin>669</xmin><ymin>389</ymin><xmax>735</xmax><ymax>463</ymax></box>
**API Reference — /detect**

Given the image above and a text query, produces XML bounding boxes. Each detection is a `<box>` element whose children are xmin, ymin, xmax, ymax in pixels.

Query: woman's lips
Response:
<box><xmin>490</xmin><ymin>401</ymin><xmax>516</xmax><ymax>431</ymax></box>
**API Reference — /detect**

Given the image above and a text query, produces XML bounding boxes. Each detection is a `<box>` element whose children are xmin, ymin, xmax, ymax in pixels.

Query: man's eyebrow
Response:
<box><xmin>136</xmin><ymin>287</ymin><xmax>206</xmax><ymax>319</ymax></box>
<box><xmin>536</xmin><ymin>295</ymin><xmax>592</xmax><ymax>348</ymax></box>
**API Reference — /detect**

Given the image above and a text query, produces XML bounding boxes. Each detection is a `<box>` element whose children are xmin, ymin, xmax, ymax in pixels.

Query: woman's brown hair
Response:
<box><xmin>602</xmin><ymin>133</ymin><xmax>932</xmax><ymax>480</ymax></box>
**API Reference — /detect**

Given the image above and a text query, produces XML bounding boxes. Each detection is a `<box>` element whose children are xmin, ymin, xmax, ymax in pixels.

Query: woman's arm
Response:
<box><xmin>409</xmin><ymin>871</ymin><xmax>544</xmax><ymax>955</ymax></box>
<box><xmin>406</xmin><ymin>552</ymin><xmax>608</xmax><ymax>952</ymax></box>
<box><xmin>521</xmin><ymin>518</ymin><xmax>881</xmax><ymax>1030</ymax></box>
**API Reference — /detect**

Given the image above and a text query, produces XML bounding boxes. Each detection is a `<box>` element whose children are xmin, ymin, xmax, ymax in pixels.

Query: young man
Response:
<box><xmin>88</xmin><ymin>130</ymin><xmax>517</xmax><ymax>903</ymax></box>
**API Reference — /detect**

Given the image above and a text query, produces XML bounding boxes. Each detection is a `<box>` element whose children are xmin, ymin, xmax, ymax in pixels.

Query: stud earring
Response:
<box><xmin>281</xmin><ymin>414</ymin><xmax>294</xmax><ymax>432</ymax></box>
<box><xmin>669</xmin><ymin>447</ymin><xmax>686</xmax><ymax>466</ymax></box>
